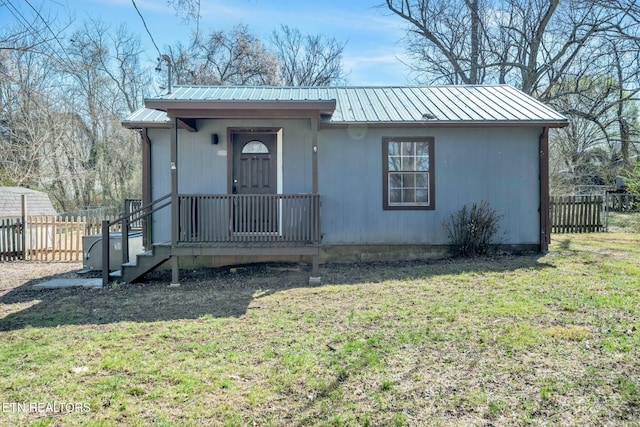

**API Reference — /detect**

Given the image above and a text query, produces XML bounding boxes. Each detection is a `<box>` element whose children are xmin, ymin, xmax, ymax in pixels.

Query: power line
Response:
<box><xmin>3</xmin><ymin>0</ymin><xmax>76</xmax><ymax>86</ymax></box>
<box><xmin>130</xmin><ymin>0</ymin><xmax>162</xmax><ymax>58</ymax></box>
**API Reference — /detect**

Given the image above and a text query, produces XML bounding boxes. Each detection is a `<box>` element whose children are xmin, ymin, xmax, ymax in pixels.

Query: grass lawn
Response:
<box><xmin>1</xmin><ymin>232</ymin><xmax>640</xmax><ymax>426</ymax></box>
<box><xmin>608</xmin><ymin>211</ymin><xmax>640</xmax><ymax>233</ymax></box>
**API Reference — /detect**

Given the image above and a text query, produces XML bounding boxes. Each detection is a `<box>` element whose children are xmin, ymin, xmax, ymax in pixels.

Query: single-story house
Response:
<box><xmin>119</xmin><ymin>84</ymin><xmax>568</xmax><ymax>284</ymax></box>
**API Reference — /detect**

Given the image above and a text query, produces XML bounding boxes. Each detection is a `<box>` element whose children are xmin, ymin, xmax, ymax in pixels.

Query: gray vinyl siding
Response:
<box><xmin>149</xmin><ymin>120</ymin><xmax>313</xmax><ymax>243</ymax></box>
<box><xmin>148</xmin><ymin>128</ymin><xmax>171</xmax><ymax>243</ymax></box>
<box><xmin>318</xmin><ymin>126</ymin><xmax>541</xmax><ymax>245</ymax></box>
<box><xmin>150</xmin><ymin>119</ymin><xmax>541</xmax><ymax>246</ymax></box>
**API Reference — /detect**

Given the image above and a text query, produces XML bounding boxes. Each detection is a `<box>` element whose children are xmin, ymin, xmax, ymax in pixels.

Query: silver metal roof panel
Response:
<box><xmin>126</xmin><ymin>85</ymin><xmax>567</xmax><ymax>126</ymax></box>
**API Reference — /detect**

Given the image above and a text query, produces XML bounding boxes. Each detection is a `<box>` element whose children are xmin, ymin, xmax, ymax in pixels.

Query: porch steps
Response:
<box><xmin>112</xmin><ymin>246</ymin><xmax>171</xmax><ymax>283</ymax></box>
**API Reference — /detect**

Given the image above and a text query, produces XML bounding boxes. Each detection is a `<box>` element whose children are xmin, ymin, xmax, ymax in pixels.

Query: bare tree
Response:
<box><xmin>550</xmin><ymin>80</ymin><xmax>619</xmax><ymax>191</ymax></box>
<box><xmin>0</xmin><ymin>5</ymin><xmax>66</xmax><ymax>54</ymax></box>
<box><xmin>271</xmin><ymin>25</ymin><xmax>346</xmax><ymax>86</ymax></box>
<box><xmin>168</xmin><ymin>25</ymin><xmax>280</xmax><ymax>86</ymax></box>
<box><xmin>167</xmin><ymin>0</ymin><xmax>201</xmax><ymax>21</ymax></box>
<box><xmin>1</xmin><ymin>3</ymin><xmax>148</xmax><ymax>210</ymax></box>
<box><xmin>0</xmin><ymin>39</ymin><xmax>54</xmax><ymax>188</ymax></box>
<box><xmin>383</xmin><ymin>0</ymin><xmax>637</xmax><ymax>96</ymax></box>
<box><xmin>49</xmin><ymin>20</ymin><xmax>145</xmax><ymax>209</ymax></box>
<box><xmin>383</xmin><ymin>0</ymin><xmax>488</xmax><ymax>85</ymax></box>
<box><xmin>385</xmin><ymin>0</ymin><xmax>640</xmax><ymax>189</ymax></box>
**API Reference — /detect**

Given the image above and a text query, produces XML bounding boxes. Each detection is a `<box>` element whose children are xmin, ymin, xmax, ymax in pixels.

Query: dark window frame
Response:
<box><xmin>382</xmin><ymin>136</ymin><xmax>435</xmax><ymax>211</ymax></box>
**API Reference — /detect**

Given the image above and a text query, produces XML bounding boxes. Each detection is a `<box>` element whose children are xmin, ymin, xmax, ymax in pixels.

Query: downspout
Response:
<box><xmin>539</xmin><ymin>127</ymin><xmax>550</xmax><ymax>253</ymax></box>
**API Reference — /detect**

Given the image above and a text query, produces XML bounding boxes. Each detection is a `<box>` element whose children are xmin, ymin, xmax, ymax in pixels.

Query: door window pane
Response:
<box><xmin>242</xmin><ymin>140</ymin><xmax>269</xmax><ymax>154</ymax></box>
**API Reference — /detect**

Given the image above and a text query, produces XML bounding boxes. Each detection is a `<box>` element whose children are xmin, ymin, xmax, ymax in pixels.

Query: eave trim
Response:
<box><xmin>319</xmin><ymin>120</ymin><xmax>569</xmax><ymax>129</ymax></box>
<box><xmin>145</xmin><ymin>99</ymin><xmax>337</xmax><ymax>115</ymax></box>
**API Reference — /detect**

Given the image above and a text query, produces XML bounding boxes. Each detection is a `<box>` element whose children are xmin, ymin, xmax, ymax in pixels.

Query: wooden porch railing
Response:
<box><xmin>178</xmin><ymin>193</ymin><xmax>321</xmax><ymax>244</ymax></box>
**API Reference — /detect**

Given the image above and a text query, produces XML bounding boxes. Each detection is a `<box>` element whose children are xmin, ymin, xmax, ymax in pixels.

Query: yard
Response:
<box><xmin>1</xmin><ymin>227</ymin><xmax>639</xmax><ymax>425</ymax></box>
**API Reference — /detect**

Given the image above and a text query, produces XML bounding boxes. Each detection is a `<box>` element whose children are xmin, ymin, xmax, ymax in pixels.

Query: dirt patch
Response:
<box><xmin>0</xmin><ymin>255</ymin><xmax>542</xmax><ymax>297</ymax></box>
<box><xmin>0</xmin><ymin>261</ymin><xmax>82</xmax><ymax>296</ymax></box>
<box><xmin>0</xmin><ymin>255</ymin><xmax>543</xmax><ymax>330</ymax></box>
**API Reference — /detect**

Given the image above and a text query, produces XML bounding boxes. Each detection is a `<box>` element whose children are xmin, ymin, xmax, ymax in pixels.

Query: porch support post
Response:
<box><xmin>21</xmin><ymin>194</ymin><xmax>27</xmax><ymax>260</ymax></box>
<box><xmin>141</xmin><ymin>128</ymin><xmax>152</xmax><ymax>250</ymax></box>
<box><xmin>312</xmin><ymin>255</ymin><xmax>319</xmax><ymax>276</ymax></box>
<box><xmin>539</xmin><ymin>127</ymin><xmax>550</xmax><ymax>253</ymax></box>
<box><xmin>170</xmin><ymin>118</ymin><xmax>180</xmax><ymax>286</ymax></box>
<box><xmin>312</xmin><ymin>117</ymin><xmax>319</xmax><ymax>194</ymax></box>
<box><xmin>170</xmin><ymin>255</ymin><xmax>180</xmax><ymax>287</ymax></box>
<box><xmin>309</xmin><ymin>117</ymin><xmax>321</xmax><ymax>285</ymax></box>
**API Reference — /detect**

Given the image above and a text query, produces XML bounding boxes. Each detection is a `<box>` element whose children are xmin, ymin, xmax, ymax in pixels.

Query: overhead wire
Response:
<box><xmin>130</xmin><ymin>0</ymin><xmax>162</xmax><ymax>59</ymax></box>
<box><xmin>3</xmin><ymin>0</ymin><xmax>137</xmax><ymax>116</ymax></box>
<box><xmin>4</xmin><ymin>0</ymin><xmax>76</xmax><ymax>70</ymax></box>
<box><xmin>4</xmin><ymin>0</ymin><xmax>161</xmax><ymax>113</ymax></box>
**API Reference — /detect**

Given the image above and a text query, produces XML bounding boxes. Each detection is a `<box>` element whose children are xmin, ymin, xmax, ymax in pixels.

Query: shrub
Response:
<box><xmin>444</xmin><ymin>201</ymin><xmax>502</xmax><ymax>257</ymax></box>
<box><xmin>624</xmin><ymin>161</ymin><xmax>640</xmax><ymax>196</ymax></box>
<box><xmin>624</xmin><ymin>162</ymin><xmax>640</xmax><ymax>211</ymax></box>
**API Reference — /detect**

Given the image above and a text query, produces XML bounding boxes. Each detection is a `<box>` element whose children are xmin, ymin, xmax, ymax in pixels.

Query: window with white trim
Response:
<box><xmin>383</xmin><ymin>137</ymin><xmax>435</xmax><ymax>210</ymax></box>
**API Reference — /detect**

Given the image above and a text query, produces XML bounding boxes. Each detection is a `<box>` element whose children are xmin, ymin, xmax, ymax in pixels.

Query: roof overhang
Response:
<box><xmin>122</xmin><ymin>120</ymin><xmax>170</xmax><ymax>129</ymax></box>
<box><xmin>144</xmin><ymin>99</ymin><xmax>337</xmax><ymax>119</ymax></box>
<box><xmin>319</xmin><ymin>119</ymin><xmax>569</xmax><ymax>129</ymax></box>
<box><xmin>122</xmin><ymin>118</ymin><xmax>197</xmax><ymax>131</ymax></box>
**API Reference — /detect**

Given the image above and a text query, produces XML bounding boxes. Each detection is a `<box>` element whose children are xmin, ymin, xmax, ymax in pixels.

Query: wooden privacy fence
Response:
<box><xmin>0</xmin><ymin>216</ymin><xmax>122</xmax><ymax>262</ymax></box>
<box><xmin>0</xmin><ymin>217</ymin><xmax>24</xmax><ymax>261</ymax></box>
<box><xmin>550</xmin><ymin>195</ymin><xmax>604</xmax><ymax>233</ymax></box>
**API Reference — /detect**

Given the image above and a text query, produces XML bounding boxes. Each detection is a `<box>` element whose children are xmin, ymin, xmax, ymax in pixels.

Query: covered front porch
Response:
<box><xmin>115</xmin><ymin>101</ymin><xmax>331</xmax><ymax>285</ymax></box>
<box><xmin>169</xmin><ymin>191</ymin><xmax>322</xmax><ymax>284</ymax></box>
<box><xmin>102</xmin><ymin>192</ymin><xmax>321</xmax><ymax>286</ymax></box>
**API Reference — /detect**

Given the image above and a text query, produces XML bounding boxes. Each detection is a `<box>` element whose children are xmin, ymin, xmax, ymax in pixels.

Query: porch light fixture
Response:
<box><xmin>211</xmin><ymin>134</ymin><xmax>219</xmax><ymax>145</ymax></box>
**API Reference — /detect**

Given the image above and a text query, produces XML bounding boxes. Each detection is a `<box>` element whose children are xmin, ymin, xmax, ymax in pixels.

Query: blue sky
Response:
<box><xmin>1</xmin><ymin>0</ymin><xmax>414</xmax><ymax>85</ymax></box>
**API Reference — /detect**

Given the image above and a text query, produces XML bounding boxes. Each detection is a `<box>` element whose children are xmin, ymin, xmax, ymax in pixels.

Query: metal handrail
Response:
<box><xmin>102</xmin><ymin>193</ymin><xmax>171</xmax><ymax>285</ymax></box>
<box><xmin>107</xmin><ymin>193</ymin><xmax>171</xmax><ymax>227</ymax></box>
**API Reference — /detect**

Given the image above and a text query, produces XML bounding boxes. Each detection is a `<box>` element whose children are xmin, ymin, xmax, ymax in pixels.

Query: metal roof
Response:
<box><xmin>124</xmin><ymin>107</ymin><xmax>172</xmax><ymax>128</ymax></box>
<box><xmin>123</xmin><ymin>85</ymin><xmax>567</xmax><ymax>127</ymax></box>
